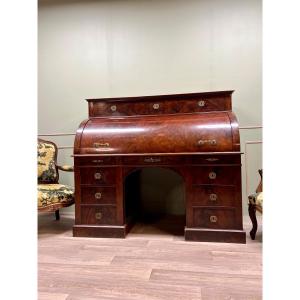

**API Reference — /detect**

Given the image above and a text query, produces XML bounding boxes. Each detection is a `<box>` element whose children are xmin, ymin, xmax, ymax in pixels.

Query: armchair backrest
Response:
<box><xmin>37</xmin><ymin>139</ymin><xmax>59</xmax><ymax>184</ymax></box>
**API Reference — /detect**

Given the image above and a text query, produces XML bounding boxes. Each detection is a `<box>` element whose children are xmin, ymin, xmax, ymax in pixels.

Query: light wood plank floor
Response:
<box><xmin>38</xmin><ymin>213</ymin><xmax>262</xmax><ymax>300</ymax></box>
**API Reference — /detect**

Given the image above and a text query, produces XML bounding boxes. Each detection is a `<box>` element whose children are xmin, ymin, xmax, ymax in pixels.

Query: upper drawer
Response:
<box><xmin>191</xmin><ymin>166</ymin><xmax>240</xmax><ymax>185</ymax></box>
<box><xmin>79</xmin><ymin>167</ymin><xmax>116</xmax><ymax>185</ymax></box>
<box><xmin>88</xmin><ymin>93</ymin><xmax>232</xmax><ymax>117</ymax></box>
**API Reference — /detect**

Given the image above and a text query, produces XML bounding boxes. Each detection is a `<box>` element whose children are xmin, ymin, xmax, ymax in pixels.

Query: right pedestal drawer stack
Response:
<box><xmin>185</xmin><ymin>154</ymin><xmax>245</xmax><ymax>243</ymax></box>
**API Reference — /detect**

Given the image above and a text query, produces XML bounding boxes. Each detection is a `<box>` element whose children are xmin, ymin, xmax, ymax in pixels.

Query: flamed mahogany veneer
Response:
<box><xmin>73</xmin><ymin>91</ymin><xmax>246</xmax><ymax>243</ymax></box>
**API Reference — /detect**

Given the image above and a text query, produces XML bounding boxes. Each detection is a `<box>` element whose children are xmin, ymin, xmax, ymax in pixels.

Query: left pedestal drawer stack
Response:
<box><xmin>73</xmin><ymin>157</ymin><xmax>126</xmax><ymax>238</ymax></box>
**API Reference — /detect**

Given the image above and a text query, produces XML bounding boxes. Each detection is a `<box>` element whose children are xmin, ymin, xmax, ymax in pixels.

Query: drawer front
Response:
<box><xmin>122</xmin><ymin>156</ymin><xmax>183</xmax><ymax>165</ymax></box>
<box><xmin>191</xmin><ymin>166</ymin><xmax>239</xmax><ymax>185</ymax></box>
<box><xmin>190</xmin><ymin>185</ymin><xmax>236</xmax><ymax>206</ymax></box>
<box><xmin>80</xmin><ymin>167</ymin><xmax>116</xmax><ymax>185</ymax></box>
<box><xmin>75</xmin><ymin>156</ymin><xmax>117</xmax><ymax>166</ymax></box>
<box><xmin>90</xmin><ymin>97</ymin><xmax>231</xmax><ymax>117</ymax></box>
<box><xmin>192</xmin><ymin>207</ymin><xmax>236</xmax><ymax>229</ymax></box>
<box><xmin>81</xmin><ymin>205</ymin><xmax>116</xmax><ymax>225</ymax></box>
<box><xmin>81</xmin><ymin>186</ymin><xmax>116</xmax><ymax>204</ymax></box>
<box><xmin>186</xmin><ymin>155</ymin><xmax>241</xmax><ymax>165</ymax></box>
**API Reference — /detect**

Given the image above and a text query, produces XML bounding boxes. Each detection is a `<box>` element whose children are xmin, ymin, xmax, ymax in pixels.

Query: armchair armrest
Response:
<box><xmin>57</xmin><ymin>165</ymin><xmax>74</xmax><ymax>172</ymax></box>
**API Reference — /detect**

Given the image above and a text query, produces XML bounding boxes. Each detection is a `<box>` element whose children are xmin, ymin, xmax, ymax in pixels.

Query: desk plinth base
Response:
<box><xmin>73</xmin><ymin>225</ymin><xmax>127</xmax><ymax>238</ymax></box>
<box><xmin>73</xmin><ymin>224</ymin><xmax>246</xmax><ymax>243</ymax></box>
<box><xmin>184</xmin><ymin>227</ymin><xmax>246</xmax><ymax>244</ymax></box>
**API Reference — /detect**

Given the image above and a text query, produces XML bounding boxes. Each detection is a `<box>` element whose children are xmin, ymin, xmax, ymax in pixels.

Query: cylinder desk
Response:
<box><xmin>73</xmin><ymin>90</ymin><xmax>246</xmax><ymax>243</ymax></box>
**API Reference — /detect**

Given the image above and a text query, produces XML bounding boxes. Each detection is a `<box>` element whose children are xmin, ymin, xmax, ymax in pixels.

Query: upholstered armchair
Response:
<box><xmin>248</xmin><ymin>169</ymin><xmax>263</xmax><ymax>240</ymax></box>
<box><xmin>38</xmin><ymin>139</ymin><xmax>75</xmax><ymax>220</ymax></box>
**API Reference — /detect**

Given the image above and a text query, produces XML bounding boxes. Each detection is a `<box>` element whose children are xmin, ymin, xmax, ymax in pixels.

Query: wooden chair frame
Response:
<box><xmin>248</xmin><ymin>169</ymin><xmax>262</xmax><ymax>240</ymax></box>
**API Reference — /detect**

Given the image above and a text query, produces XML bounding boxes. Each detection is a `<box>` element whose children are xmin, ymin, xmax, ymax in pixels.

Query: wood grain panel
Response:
<box><xmin>190</xmin><ymin>166</ymin><xmax>240</xmax><ymax>185</ymax></box>
<box><xmin>190</xmin><ymin>185</ymin><xmax>236</xmax><ymax>206</ymax></box>
<box><xmin>79</xmin><ymin>167</ymin><xmax>116</xmax><ymax>185</ymax></box>
<box><xmin>81</xmin><ymin>205</ymin><xmax>117</xmax><ymax>225</ymax></box>
<box><xmin>192</xmin><ymin>207</ymin><xmax>236</xmax><ymax>229</ymax></box>
<box><xmin>81</xmin><ymin>186</ymin><xmax>116</xmax><ymax>204</ymax></box>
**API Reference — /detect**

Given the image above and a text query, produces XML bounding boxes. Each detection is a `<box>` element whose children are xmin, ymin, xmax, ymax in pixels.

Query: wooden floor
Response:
<box><xmin>38</xmin><ymin>213</ymin><xmax>262</xmax><ymax>300</ymax></box>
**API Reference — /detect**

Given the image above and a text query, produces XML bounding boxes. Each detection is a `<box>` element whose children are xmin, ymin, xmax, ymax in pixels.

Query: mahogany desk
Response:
<box><xmin>73</xmin><ymin>91</ymin><xmax>246</xmax><ymax>243</ymax></box>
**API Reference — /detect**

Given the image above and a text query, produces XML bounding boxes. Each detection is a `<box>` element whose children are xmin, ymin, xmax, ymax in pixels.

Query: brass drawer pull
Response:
<box><xmin>210</xmin><ymin>215</ymin><xmax>218</xmax><ymax>223</ymax></box>
<box><xmin>110</xmin><ymin>105</ymin><xmax>117</xmax><ymax>112</ymax></box>
<box><xmin>94</xmin><ymin>172</ymin><xmax>102</xmax><ymax>180</ymax></box>
<box><xmin>144</xmin><ymin>157</ymin><xmax>161</xmax><ymax>163</ymax></box>
<box><xmin>209</xmin><ymin>172</ymin><xmax>217</xmax><ymax>179</ymax></box>
<box><xmin>209</xmin><ymin>193</ymin><xmax>218</xmax><ymax>201</ymax></box>
<box><xmin>198</xmin><ymin>139</ymin><xmax>217</xmax><ymax>146</ymax></box>
<box><xmin>198</xmin><ymin>100</ymin><xmax>206</xmax><ymax>107</ymax></box>
<box><xmin>94</xmin><ymin>142</ymin><xmax>110</xmax><ymax>148</ymax></box>
<box><xmin>205</xmin><ymin>158</ymin><xmax>219</xmax><ymax>162</ymax></box>
<box><xmin>153</xmin><ymin>103</ymin><xmax>160</xmax><ymax>110</ymax></box>
<box><xmin>95</xmin><ymin>212</ymin><xmax>102</xmax><ymax>220</ymax></box>
<box><xmin>92</xmin><ymin>159</ymin><xmax>104</xmax><ymax>163</ymax></box>
<box><xmin>95</xmin><ymin>192</ymin><xmax>102</xmax><ymax>199</ymax></box>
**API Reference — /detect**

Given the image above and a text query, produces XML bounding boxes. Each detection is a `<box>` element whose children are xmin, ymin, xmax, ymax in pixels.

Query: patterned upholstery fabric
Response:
<box><xmin>248</xmin><ymin>192</ymin><xmax>263</xmax><ymax>212</ymax></box>
<box><xmin>256</xmin><ymin>192</ymin><xmax>263</xmax><ymax>208</ymax></box>
<box><xmin>38</xmin><ymin>184</ymin><xmax>74</xmax><ymax>209</ymax></box>
<box><xmin>38</xmin><ymin>141</ymin><xmax>58</xmax><ymax>183</ymax></box>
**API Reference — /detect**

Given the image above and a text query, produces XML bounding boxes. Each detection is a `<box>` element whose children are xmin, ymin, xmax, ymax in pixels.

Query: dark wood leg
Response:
<box><xmin>55</xmin><ymin>210</ymin><xmax>60</xmax><ymax>220</ymax></box>
<box><xmin>248</xmin><ymin>203</ymin><xmax>257</xmax><ymax>240</ymax></box>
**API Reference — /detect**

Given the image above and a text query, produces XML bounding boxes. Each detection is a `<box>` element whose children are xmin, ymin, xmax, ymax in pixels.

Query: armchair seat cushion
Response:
<box><xmin>38</xmin><ymin>184</ymin><xmax>74</xmax><ymax>211</ymax></box>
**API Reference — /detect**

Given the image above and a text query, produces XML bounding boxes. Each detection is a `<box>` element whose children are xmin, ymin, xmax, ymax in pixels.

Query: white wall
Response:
<box><xmin>38</xmin><ymin>0</ymin><xmax>262</xmax><ymax>214</ymax></box>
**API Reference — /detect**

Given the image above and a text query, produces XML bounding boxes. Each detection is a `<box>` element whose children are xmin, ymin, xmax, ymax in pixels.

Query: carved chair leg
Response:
<box><xmin>55</xmin><ymin>209</ymin><xmax>60</xmax><ymax>220</ymax></box>
<box><xmin>248</xmin><ymin>203</ymin><xmax>257</xmax><ymax>240</ymax></box>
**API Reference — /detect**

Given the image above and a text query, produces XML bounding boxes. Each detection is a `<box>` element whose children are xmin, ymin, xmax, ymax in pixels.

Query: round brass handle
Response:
<box><xmin>209</xmin><ymin>193</ymin><xmax>218</xmax><ymax>201</ymax></box>
<box><xmin>153</xmin><ymin>103</ymin><xmax>160</xmax><ymax>110</ymax></box>
<box><xmin>110</xmin><ymin>105</ymin><xmax>117</xmax><ymax>112</ymax></box>
<box><xmin>95</xmin><ymin>212</ymin><xmax>102</xmax><ymax>220</ymax></box>
<box><xmin>198</xmin><ymin>100</ymin><xmax>205</xmax><ymax>107</ymax></box>
<box><xmin>95</xmin><ymin>192</ymin><xmax>102</xmax><ymax>199</ymax></box>
<box><xmin>94</xmin><ymin>172</ymin><xmax>102</xmax><ymax>180</ymax></box>
<box><xmin>209</xmin><ymin>172</ymin><xmax>217</xmax><ymax>180</ymax></box>
<box><xmin>210</xmin><ymin>215</ymin><xmax>218</xmax><ymax>223</ymax></box>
